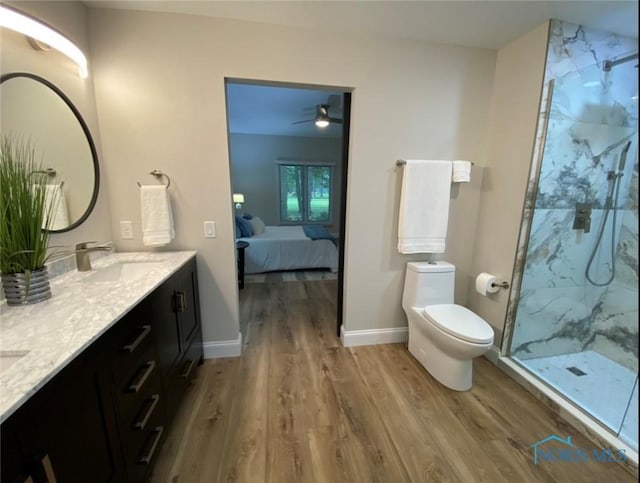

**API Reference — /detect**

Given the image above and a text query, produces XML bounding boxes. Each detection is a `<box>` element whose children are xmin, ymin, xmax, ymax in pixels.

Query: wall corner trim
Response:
<box><xmin>340</xmin><ymin>325</ymin><xmax>408</xmax><ymax>347</ymax></box>
<box><xmin>203</xmin><ymin>334</ymin><xmax>242</xmax><ymax>358</ymax></box>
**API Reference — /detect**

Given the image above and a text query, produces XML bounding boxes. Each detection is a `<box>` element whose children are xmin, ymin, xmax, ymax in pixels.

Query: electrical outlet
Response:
<box><xmin>204</xmin><ymin>221</ymin><xmax>216</xmax><ymax>238</ymax></box>
<box><xmin>120</xmin><ymin>221</ymin><xmax>134</xmax><ymax>239</ymax></box>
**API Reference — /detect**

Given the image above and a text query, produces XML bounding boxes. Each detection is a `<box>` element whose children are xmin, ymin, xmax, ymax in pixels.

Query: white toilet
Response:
<box><xmin>402</xmin><ymin>261</ymin><xmax>494</xmax><ymax>391</ymax></box>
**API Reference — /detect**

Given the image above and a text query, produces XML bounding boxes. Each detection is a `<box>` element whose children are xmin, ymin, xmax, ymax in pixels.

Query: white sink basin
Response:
<box><xmin>0</xmin><ymin>350</ymin><xmax>30</xmax><ymax>374</ymax></box>
<box><xmin>84</xmin><ymin>261</ymin><xmax>164</xmax><ymax>283</ymax></box>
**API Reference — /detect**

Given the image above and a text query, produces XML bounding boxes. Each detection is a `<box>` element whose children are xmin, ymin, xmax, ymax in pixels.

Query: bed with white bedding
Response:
<box><xmin>238</xmin><ymin>225</ymin><xmax>338</xmax><ymax>274</ymax></box>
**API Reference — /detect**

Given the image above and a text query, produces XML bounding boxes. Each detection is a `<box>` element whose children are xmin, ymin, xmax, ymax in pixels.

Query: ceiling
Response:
<box><xmin>87</xmin><ymin>1</ymin><xmax>638</xmax><ymax>138</ymax></box>
<box><xmin>87</xmin><ymin>1</ymin><xmax>638</xmax><ymax>50</ymax></box>
<box><xmin>226</xmin><ymin>83</ymin><xmax>345</xmax><ymax>139</ymax></box>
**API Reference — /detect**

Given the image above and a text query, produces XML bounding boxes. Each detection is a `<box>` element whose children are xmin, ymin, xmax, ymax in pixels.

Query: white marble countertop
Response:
<box><xmin>0</xmin><ymin>251</ymin><xmax>196</xmax><ymax>423</ymax></box>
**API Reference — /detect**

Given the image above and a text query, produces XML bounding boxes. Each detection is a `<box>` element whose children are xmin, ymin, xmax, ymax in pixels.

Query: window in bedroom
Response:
<box><xmin>278</xmin><ymin>164</ymin><xmax>332</xmax><ymax>224</ymax></box>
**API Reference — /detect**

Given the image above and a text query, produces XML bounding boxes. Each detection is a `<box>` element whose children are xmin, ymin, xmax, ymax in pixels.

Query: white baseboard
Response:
<box><xmin>203</xmin><ymin>333</ymin><xmax>242</xmax><ymax>358</ymax></box>
<box><xmin>340</xmin><ymin>324</ymin><xmax>408</xmax><ymax>347</ymax></box>
<box><xmin>483</xmin><ymin>345</ymin><xmax>501</xmax><ymax>365</ymax></box>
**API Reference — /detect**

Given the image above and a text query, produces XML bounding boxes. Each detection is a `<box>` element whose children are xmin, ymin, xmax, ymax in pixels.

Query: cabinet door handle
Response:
<box><xmin>175</xmin><ymin>291</ymin><xmax>186</xmax><ymax>312</ymax></box>
<box><xmin>139</xmin><ymin>426</ymin><xmax>164</xmax><ymax>465</ymax></box>
<box><xmin>179</xmin><ymin>358</ymin><xmax>195</xmax><ymax>379</ymax></box>
<box><xmin>122</xmin><ymin>325</ymin><xmax>151</xmax><ymax>353</ymax></box>
<box><xmin>134</xmin><ymin>394</ymin><xmax>160</xmax><ymax>431</ymax></box>
<box><xmin>128</xmin><ymin>360</ymin><xmax>156</xmax><ymax>393</ymax></box>
<box><xmin>41</xmin><ymin>453</ymin><xmax>57</xmax><ymax>483</ymax></box>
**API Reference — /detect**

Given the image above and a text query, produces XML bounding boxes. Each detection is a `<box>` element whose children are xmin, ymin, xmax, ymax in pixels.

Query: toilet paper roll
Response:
<box><xmin>476</xmin><ymin>272</ymin><xmax>500</xmax><ymax>296</ymax></box>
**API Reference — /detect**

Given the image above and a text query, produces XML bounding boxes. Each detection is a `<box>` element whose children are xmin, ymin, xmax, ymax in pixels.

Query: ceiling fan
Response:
<box><xmin>293</xmin><ymin>96</ymin><xmax>343</xmax><ymax>128</ymax></box>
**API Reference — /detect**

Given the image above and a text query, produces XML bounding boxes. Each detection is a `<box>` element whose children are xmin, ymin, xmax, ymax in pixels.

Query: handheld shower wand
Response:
<box><xmin>618</xmin><ymin>140</ymin><xmax>631</xmax><ymax>172</ymax></box>
<box><xmin>585</xmin><ymin>140</ymin><xmax>632</xmax><ymax>286</ymax></box>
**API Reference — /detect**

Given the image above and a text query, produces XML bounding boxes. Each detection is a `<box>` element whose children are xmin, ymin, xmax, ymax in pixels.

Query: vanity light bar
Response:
<box><xmin>0</xmin><ymin>5</ymin><xmax>88</xmax><ymax>78</ymax></box>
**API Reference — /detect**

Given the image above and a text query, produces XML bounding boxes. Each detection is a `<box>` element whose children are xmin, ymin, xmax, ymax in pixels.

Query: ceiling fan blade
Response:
<box><xmin>292</xmin><ymin>119</ymin><xmax>314</xmax><ymax>124</ymax></box>
<box><xmin>328</xmin><ymin>118</ymin><xmax>343</xmax><ymax>124</ymax></box>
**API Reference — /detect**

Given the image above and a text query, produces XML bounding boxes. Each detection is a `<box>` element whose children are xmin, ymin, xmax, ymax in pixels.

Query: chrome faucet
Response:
<box><xmin>75</xmin><ymin>241</ymin><xmax>112</xmax><ymax>272</ymax></box>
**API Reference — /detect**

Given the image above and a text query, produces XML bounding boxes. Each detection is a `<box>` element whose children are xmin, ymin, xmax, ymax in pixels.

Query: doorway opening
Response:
<box><xmin>224</xmin><ymin>79</ymin><xmax>352</xmax><ymax>341</ymax></box>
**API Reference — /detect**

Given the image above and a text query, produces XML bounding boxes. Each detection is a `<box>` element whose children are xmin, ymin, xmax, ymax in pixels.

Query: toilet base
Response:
<box><xmin>408</xmin><ymin>336</ymin><xmax>473</xmax><ymax>391</ymax></box>
<box><xmin>406</xmin><ymin>309</ymin><xmax>492</xmax><ymax>392</ymax></box>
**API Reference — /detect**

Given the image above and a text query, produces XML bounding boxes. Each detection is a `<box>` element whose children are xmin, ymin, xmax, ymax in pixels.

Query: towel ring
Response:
<box><xmin>137</xmin><ymin>169</ymin><xmax>171</xmax><ymax>188</ymax></box>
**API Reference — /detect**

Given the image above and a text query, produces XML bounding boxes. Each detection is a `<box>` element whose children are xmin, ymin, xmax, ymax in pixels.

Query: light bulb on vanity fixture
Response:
<box><xmin>0</xmin><ymin>4</ymin><xmax>88</xmax><ymax>78</ymax></box>
<box><xmin>233</xmin><ymin>193</ymin><xmax>245</xmax><ymax>210</ymax></box>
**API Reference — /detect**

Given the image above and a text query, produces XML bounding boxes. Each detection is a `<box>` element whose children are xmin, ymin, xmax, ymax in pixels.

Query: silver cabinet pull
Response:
<box><xmin>139</xmin><ymin>426</ymin><xmax>164</xmax><ymax>465</ymax></box>
<box><xmin>179</xmin><ymin>358</ymin><xmax>195</xmax><ymax>379</ymax></box>
<box><xmin>122</xmin><ymin>325</ymin><xmax>151</xmax><ymax>353</ymax></box>
<box><xmin>134</xmin><ymin>394</ymin><xmax>160</xmax><ymax>431</ymax></box>
<box><xmin>128</xmin><ymin>360</ymin><xmax>156</xmax><ymax>393</ymax></box>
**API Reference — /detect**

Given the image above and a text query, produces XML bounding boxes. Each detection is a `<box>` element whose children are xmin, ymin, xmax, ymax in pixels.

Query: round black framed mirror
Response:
<box><xmin>0</xmin><ymin>72</ymin><xmax>100</xmax><ymax>233</ymax></box>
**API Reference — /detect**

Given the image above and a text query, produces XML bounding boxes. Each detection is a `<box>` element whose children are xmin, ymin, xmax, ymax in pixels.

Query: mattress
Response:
<box><xmin>238</xmin><ymin>225</ymin><xmax>338</xmax><ymax>274</ymax></box>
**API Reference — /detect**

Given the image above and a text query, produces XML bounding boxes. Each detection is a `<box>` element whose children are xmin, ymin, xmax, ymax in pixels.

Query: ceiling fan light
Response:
<box><xmin>315</xmin><ymin>119</ymin><xmax>330</xmax><ymax>128</ymax></box>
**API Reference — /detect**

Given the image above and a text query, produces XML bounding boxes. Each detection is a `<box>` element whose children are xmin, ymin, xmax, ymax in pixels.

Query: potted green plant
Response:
<box><xmin>0</xmin><ymin>134</ymin><xmax>55</xmax><ymax>305</ymax></box>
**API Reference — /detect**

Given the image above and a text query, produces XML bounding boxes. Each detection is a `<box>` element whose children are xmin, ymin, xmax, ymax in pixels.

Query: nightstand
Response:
<box><xmin>236</xmin><ymin>240</ymin><xmax>249</xmax><ymax>289</ymax></box>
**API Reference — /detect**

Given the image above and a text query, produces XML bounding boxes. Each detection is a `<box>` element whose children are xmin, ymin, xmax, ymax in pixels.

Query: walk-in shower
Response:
<box><xmin>505</xmin><ymin>20</ymin><xmax>638</xmax><ymax>463</ymax></box>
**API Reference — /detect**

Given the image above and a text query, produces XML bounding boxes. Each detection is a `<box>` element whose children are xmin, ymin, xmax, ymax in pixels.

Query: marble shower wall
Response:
<box><xmin>510</xmin><ymin>20</ymin><xmax>638</xmax><ymax>372</ymax></box>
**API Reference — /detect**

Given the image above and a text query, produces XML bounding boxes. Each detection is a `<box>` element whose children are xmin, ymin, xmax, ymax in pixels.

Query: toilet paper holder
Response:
<box><xmin>491</xmin><ymin>281</ymin><xmax>510</xmax><ymax>289</ymax></box>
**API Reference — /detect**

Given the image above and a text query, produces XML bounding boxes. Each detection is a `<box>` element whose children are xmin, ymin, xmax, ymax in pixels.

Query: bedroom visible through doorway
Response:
<box><xmin>224</xmin><ymin>79</ymin><xmax>351</xmax><ymax>341</ymax></box>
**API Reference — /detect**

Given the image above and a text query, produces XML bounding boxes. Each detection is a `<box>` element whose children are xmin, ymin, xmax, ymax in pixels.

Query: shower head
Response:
<box><xmin>618</xmin><ymin>140</ymin><xmax>632</xmax><ymax>172</ymax></box>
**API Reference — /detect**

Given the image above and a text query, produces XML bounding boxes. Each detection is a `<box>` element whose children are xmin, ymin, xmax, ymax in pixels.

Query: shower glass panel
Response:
<box><xmin>509</xmin><ymin>53</ymin><xmax>638</xmax><ymax>450</ymax></box>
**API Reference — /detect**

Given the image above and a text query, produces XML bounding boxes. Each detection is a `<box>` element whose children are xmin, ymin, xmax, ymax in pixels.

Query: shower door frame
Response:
<box><xmin>500</xmin><ymin>77</ymin><xmax>555</xmax><ymax>357</ymax></box>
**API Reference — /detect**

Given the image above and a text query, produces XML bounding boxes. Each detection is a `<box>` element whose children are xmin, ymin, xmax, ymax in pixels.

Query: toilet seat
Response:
<box><xmin>423</xmin><ymin>304</ymin><xmax>493</xmax><ymax>344</ymax></box>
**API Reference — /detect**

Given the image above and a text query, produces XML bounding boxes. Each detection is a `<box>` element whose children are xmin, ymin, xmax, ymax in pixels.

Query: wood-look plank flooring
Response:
<box><xmin>149</xmin><ymin>280</ymin><xmax>635</xmax><ymax>483</ymax></box>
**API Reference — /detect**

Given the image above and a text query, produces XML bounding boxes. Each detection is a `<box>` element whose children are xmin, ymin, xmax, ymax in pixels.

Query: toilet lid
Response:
<box><xmin>423</xmin><ymin>304</ymin><xmax>494</xmax><ymax>344</ymax></box>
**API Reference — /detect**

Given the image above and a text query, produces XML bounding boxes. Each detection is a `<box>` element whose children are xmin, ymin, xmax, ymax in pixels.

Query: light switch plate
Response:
<box><xmin>120</xmin><ymin>221</ymin><xmax>134</xmax><ymax>239</ymax></box>
<box><xmin>204</xmin><ymin>221</ymin><xmax>216</xmax><ymax>238</ymax></box>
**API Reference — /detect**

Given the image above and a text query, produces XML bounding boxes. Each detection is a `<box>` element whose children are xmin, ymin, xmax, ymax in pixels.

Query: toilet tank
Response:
<box><xmin>402</xmin><ymin>261</ymin><xmax>455</xmax><ymax>310</ymax></box>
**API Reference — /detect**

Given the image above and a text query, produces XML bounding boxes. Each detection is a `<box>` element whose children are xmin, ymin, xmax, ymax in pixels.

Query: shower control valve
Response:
<box><xmin>573</xmin><ymin>202</ymin><xmax>592</xmax><ymax>233</ymax></box>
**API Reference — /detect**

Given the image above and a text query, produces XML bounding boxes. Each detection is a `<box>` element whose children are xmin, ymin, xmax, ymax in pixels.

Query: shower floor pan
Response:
<box><xmin>519</xmin><ymin>350</ymin><xmax>638</xmax><ymax>450</ymax></box>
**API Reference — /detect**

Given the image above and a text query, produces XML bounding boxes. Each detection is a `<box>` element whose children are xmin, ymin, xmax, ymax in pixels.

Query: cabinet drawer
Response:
<box><xmin>115</xmin><ymin>346</ymin><xmax>162</xmax><ymax>425</ymax></box>
<box><xmin>112</xmin><ymin>321</ymin><xmax>156</xmax><ymax>387</ymax></box>
<box><xmin>122</xmin><ymin>394</ymin><xmax>165</xmax><ymax>482</ymax></box>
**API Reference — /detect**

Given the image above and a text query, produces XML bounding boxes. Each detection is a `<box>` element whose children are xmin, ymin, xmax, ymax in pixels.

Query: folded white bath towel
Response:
<box><xmin>452</xmin><ymin>160</ymin><xmax>472</xmax><ymax>183</ymax></box>
<box><xmin>398</xmin><ymin>160</ymin><xmax>452</xmax><ymax>254</ymax></box>
<box><xmin>140</xmin><ymin>185</ymin><xmax>175</xmax><ymax>246</ymax></box>
<box><xmin>39</xmin><ymin>184</ymin><xmax>69</xmax><ymax>230</ymax></box>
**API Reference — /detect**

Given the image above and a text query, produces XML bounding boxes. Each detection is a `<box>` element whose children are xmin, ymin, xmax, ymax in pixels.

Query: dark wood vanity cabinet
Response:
<box><xmin>150</xmin><ymin>257</ymin><xmax>203</xmax><ymax>423</ymax></box>
<box><xmin>108</xmin><ymin>301</ymin><xmax>166</xmax><ymax>483</ymax></box>
<box><xmin>0</xmin><ymin>258</ymin><xmax>203</xmax><ymax>483</ymax></box>
<box><xmin>0</xmin><ymin>344</ymin><xmax>124</xmax><ymax>483</ymax></box>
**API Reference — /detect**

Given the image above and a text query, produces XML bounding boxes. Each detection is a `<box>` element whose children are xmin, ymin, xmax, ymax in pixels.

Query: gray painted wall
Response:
<box><xmin>229</xmin><ymin>133</ymin><xmax>343</xmax><ymax>230</ymax></box>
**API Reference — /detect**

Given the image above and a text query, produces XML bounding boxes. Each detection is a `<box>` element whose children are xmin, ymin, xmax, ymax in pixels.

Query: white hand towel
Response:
<box><xmin>452</xmin><ymin>160</ymin><xmax>471</xmax><ymax>183</ymax></box>
<box><xmin>40</xmin><ymin>184</ymin><xmax>69</xmax><ymax>230</ymax></box>
<box><xmin>140</xmin><ymin>185</ymin><xmax>175</xmax><ymax>246</ymax></box>
<box><xmin>398</xmin><ymin>160</ymin><xmax>452</xmax><ymax>254</ymax></box>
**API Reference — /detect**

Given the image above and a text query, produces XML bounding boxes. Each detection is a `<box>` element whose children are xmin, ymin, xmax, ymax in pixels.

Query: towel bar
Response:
<box><xmin>30</xmin><ymin>168</ymin><xmax>64</xmax><ymax>188</ymax></box>
<box><xmin>30</xmin><ymin>167</ymin><xmax>57</xmax><ymax>176</ymax></box>
<box><xmin>396</xmin><ymin>160</ymin><xmax>475</xmax><ymax>166</ymax></box>
<box><xmin>137</xmin><ymin>169</ymin><xmax>171</xmax><ymax>188</ymax></box>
